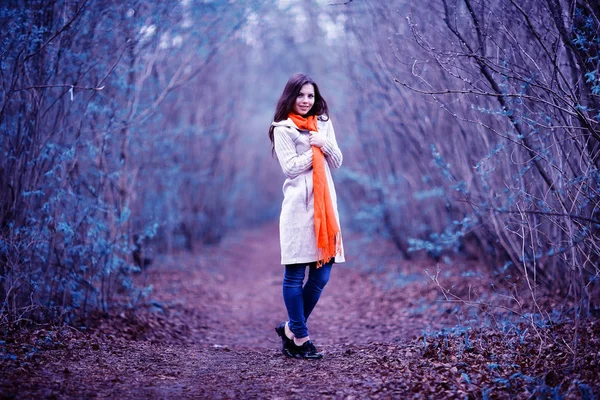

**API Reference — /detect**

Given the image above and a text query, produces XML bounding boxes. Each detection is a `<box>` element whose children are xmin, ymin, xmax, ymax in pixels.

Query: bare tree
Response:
<box><xmin>0</xmin><ymin>0</ymin><xmax>256</xmax><ymax>326</ymax></box>
<box><xmin>343</xmin><ymin>0</ymin><xmax>600</xmax><ymax>317</ymax></box>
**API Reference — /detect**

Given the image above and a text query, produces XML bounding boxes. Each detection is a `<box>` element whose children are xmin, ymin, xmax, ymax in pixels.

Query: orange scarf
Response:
<box><xmin>288</xmin><ymin>113</ymin><xmax>340</xmax><ymax>267</ymax></box>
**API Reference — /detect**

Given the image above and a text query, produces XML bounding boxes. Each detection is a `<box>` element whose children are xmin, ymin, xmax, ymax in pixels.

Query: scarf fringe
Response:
<box><xmin>316</xmin><ymin>231</ymin><xmax>342</xmax><ymax>268</ymax></box>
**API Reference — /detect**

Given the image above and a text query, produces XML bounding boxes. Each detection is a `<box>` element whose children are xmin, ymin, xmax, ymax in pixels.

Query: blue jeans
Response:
<box><xmin>282</xmin><ymin>261</ymin><xmax>333</xmax><ymax>339</ymax></box>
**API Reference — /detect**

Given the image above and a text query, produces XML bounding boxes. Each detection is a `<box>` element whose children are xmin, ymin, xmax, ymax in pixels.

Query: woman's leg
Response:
<box><xmin>282</xmin><ymin>264</ymin><xmax>309</xmax><ymax>339</ymax></box>
<box><xmin>303</xmin><ymin>261</ymin><xmax>333</xmax><ymax>322</ymax></box>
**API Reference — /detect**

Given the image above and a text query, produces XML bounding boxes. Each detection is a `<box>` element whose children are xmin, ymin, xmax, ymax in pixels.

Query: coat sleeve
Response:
<box><xmin>274</xmin><ymin>126</ymin><xmax>313</xmax><ymax>179</ymax></box>
<box><xmin>320</xmin><ymin>119</ymin><xmax>343</xmax><ymax>170</ymax></box>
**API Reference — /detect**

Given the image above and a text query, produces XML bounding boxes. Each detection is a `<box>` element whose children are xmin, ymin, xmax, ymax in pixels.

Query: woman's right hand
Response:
<box><xmin>309</xmin><ymin>131</ymin><xmax>326</xmax><ymax>148</ymax></box>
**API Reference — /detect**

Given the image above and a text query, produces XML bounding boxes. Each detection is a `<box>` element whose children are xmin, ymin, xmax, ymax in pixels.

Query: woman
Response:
<box><xmin>269</xmin><ymin>73</ymin><xmax>345</xmax><ymax>359</ymax></box>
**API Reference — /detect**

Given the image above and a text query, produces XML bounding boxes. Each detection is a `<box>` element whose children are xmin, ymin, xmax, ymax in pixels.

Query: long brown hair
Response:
<box><xmin>268</xmin><ymin>73</ymin><xmax>329</xmax><ymax>154</ymax></box>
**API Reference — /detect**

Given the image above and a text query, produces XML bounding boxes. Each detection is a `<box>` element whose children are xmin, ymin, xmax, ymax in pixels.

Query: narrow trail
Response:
<box><xmin>9</xmin><ymin>222</ymin><xmax>595</xmax><ymax>399</ymax></box>
<box><xmin>122</xmin><ymin>221</ymin><xmax>452</xmax><ymax>399</ymax></box>
<box><xmin>6</xmin><ymin>222</ymin><xmax>451</xmax><ymax>399</ymax></box>
<box><xmin>167</xmin><ymin>222</ymin><xmax>438</xmax><ymax>350</ymax></box>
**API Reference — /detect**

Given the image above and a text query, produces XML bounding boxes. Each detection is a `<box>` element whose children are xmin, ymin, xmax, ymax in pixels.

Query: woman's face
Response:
<box><xmin>293</xmin><ymin>83</ymin><xmax>315</xmax><ymax>116</ymax></box>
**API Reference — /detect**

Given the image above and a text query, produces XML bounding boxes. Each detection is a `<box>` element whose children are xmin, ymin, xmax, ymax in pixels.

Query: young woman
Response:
<box><xmin>269</xmin><ymin>73</ymin><xmax>345</xmax><ymax>359</ymax></box>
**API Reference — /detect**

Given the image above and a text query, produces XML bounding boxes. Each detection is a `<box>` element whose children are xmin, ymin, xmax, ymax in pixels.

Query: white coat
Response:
<box><xmin>272</xmin><ymin>116</ymin><xmax>345</xmax><ymax>265</ymax></box>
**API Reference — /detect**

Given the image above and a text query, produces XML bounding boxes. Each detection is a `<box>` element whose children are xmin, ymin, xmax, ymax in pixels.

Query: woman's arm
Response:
<box><xmin>320</xmin><ymin>119</ymin><xmax>343</xmax><ymax>169</ymax></box>
<box><xmin>274</xmin><ymin>127</ymin><xmax>313</xmax><ymax>179</ymax></box>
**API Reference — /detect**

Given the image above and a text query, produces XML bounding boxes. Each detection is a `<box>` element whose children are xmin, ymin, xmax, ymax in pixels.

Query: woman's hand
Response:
<box><xmin>309</xmin><ymin>131</ymin><xmax>326</xmax><ymax>148</ymax></box>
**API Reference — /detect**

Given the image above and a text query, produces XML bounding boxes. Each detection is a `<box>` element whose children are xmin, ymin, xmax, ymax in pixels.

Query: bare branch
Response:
<box><xmin>14</xmin><ymin>84</ymin><xmax>105</xmax><ymax>92</ymax></box>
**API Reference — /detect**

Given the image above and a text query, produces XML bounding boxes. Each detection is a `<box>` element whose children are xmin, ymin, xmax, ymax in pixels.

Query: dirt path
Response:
<box><xmin>162</xmin><ymin>222</ymin><xmax>441</xmax><ymax>348</ymax></box>
<box><xmin>2</xmin><ymin>223</ymin><xmax>598</xmax><ymax>399</ymax></box>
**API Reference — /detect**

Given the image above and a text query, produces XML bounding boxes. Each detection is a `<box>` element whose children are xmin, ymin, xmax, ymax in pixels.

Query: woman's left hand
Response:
<box><xmin>309</xmin><ymin>131</ymin><xmax>326</xmax><ymax>148</ymax></box>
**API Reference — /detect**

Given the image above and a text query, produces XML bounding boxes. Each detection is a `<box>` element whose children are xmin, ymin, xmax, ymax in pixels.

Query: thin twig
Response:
<box><xmin>14</xmin><ymin>84</ymin><xmax>105</xmax><ymax>92</ymax></box>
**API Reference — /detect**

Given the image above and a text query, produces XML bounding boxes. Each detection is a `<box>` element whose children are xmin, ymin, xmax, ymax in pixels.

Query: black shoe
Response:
<box><xmin>275</xmin><ymin>322</ymin><xmax>295</xmax><ymax>356</ymax></box>
<box><xmin>288</xmin><ymin>340</ymin><xmax>323</xmax><ymax>360</ymax></box>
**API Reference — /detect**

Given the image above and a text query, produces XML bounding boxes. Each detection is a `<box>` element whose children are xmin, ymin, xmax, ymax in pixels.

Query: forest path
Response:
<box><xmin>158</xmin><ymin>222</ymin><xmax>438</xmax><ymax>349</ymax></box>
<box><xmin>4</xmin><ymin>223</ymin><xmax>489</xmax><ymax>399</ymax></box>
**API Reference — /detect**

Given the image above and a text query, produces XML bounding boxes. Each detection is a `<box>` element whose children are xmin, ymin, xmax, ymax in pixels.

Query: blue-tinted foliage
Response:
<box><xmin>401</xmin><ymin>4</ymin><xmax>600</xmax><ymax>305</ymax></box>
<box><xmin>0</xmin><ymin>0</ymin><xmax>250</xmax><ymax>326</ymax></box>
<box><xmin>577</xmin><ymin>381</ymin><xmax>595</xmax><ymax>400</ymax></box>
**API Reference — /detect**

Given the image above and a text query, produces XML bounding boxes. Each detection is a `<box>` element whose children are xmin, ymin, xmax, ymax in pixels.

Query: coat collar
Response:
<box><xmin>271</xmin><ymin>117</ymin><xmax>298</xmax><ymax>129</ymax></box>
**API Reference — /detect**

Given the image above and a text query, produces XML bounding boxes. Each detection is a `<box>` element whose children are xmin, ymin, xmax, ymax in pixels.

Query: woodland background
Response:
<box><xmin>1</xmin><ymin>0</ymin><xmax>599</xmax><ymax>396</ymax></box>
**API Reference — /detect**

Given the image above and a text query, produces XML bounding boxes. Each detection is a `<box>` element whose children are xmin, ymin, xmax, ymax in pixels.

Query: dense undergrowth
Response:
<box><xmin>0</xmin><ymin>0</ymin><xmax>247</xmax><ymax>328</ymax></box>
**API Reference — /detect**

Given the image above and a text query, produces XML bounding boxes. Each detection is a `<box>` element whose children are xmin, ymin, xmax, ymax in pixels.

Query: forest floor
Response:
<box><xmin>1</xmin><ymin>223</ymin><xmax>599</xmax><ymax>399</ymax></box>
